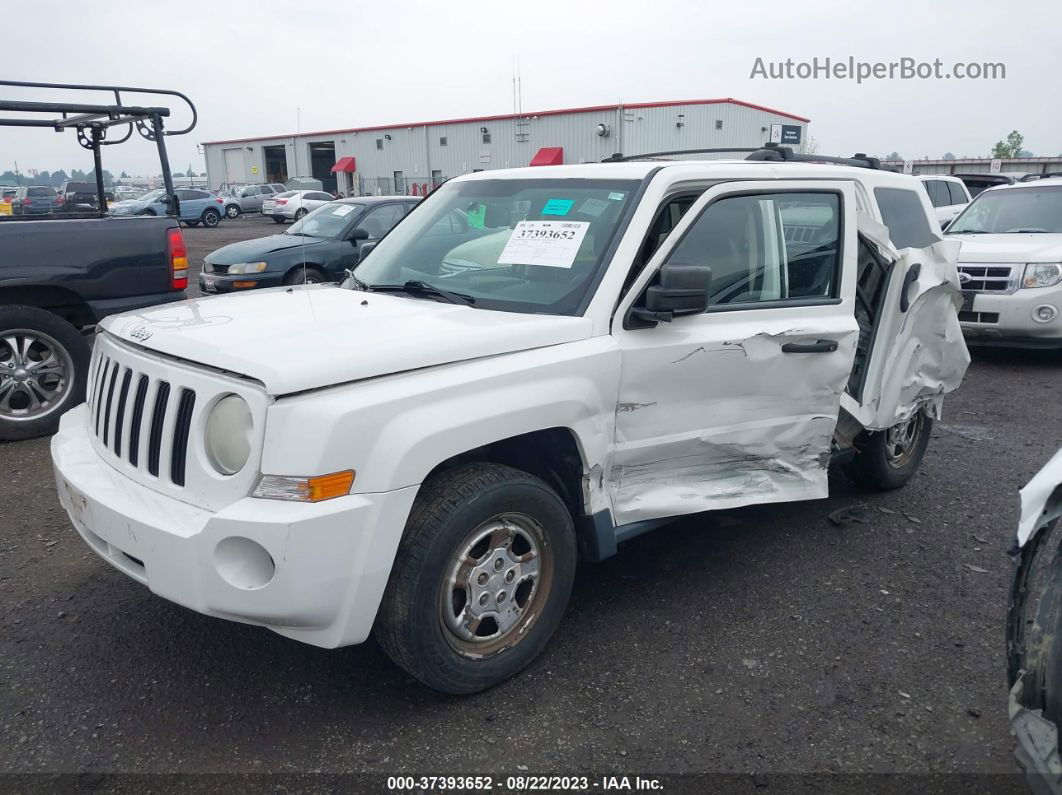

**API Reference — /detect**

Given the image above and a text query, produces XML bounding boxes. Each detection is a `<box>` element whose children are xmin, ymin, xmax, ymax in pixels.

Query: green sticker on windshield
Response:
<box><xmin>467</xmin><ymin>203</ymin><xmax>486</xmax><ymax>229</ymax></box>
<box><xmin>542</xmin><ymin>198</ymin><xmax>574</xmax><ymax>216</ymax></box>
<box><xmin>608</xmin><ymin>192</ymin><xmax>625</xmax><ymax>201</ymax></box>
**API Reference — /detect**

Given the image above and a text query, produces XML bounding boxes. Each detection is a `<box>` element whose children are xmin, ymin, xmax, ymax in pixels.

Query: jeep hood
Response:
<box><xmin>102</xmin><ymin>286</ymin><xmax>591</xmax><ymax>395</ymax></box>
<box><xmin>949</xmin><ymin>233</ymin><xmax>1062</xmax><ymax>262</ymax></box>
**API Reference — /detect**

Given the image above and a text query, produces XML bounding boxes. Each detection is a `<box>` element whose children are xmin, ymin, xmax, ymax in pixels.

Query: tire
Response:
<box><xmin>201</xmin><ymin>209</ymin><xmax>221</xmax><ymax>228</ymax></box>
<box><xmin>185</xmin><ymin>221</ymin><xmax>199</xmax><ymax>228</ymax></box>
<box><xmin>225</xmin><ymin>204</ymin><xmax>241</xmax><ymax>219</ymax></box>
<box><xmin>294</xmin><ymin>208</ymin><xmax>308</xmax><ymax>220</ymax></box>
<box><xmin>272</xmin><ymin>216</ymin><xmax>286</xmax><ymax>224</ymax></box>
<box><xmin>140</xmin><ymin>209</ymin><xmax>156</xmax><ymax>216</ymax></box>
<box><xmin>0</xmin><ymin>305</ymin><xmax>91</xmax><ymax>441</ymax></box>
<box><xmin>284</xmin><ymin>266</ymin><xmax>328</xmax><ymax>286</ymax></box>
<box><xmin>376</xmin><ymin>462</ymin><xmax>577</xmax><ymax>694</ymax></box>
<box><xmin>843</xmin><ymin>410</ymin><xmax>933</xmax><ymax>490</ymax></box>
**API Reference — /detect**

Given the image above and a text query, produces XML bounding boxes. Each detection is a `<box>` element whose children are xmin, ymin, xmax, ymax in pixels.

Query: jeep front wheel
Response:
<box><xmin>376</xmin><ymin>463</ymin><xmax>577</xmax><ymax>694</ymax></box>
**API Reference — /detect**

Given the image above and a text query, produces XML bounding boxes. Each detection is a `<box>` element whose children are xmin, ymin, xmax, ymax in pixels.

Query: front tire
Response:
<box><xmin>0</xmin><ymin>306</ymin><xmax>90</xmax><ymax>441</ymax></box>
<box><xmin>376</xmin><ymin>463</ymin><xmax>577</xmax><ymax>694</ymax></box>
<box><xmin>284</xmin><ymin>266</ymin><xmax>327</xmax><ymax>286</ymax></box>
<box><xmin>201</xmin><ymin>208</ymin><xmax>221</xmax><ymax>228</ymax></box>
<box><xmin>843</xmin><ymin>410</ymin><xmax>933</xmax><ymax>490</ymax></box>
<box><xmin>225</xmin><ymin>204</ymin><xmax>241</xmax><ymax>219</ymax></box>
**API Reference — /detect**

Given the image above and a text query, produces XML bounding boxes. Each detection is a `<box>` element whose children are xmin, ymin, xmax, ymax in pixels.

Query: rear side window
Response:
<box><xmin>874</xmin><ymin>188</ymin><xmax>938</xmax><ymax>249</ymax></box>
<box><xmin>947</xmin><ymin>182</ymin><xmax>967</xmax><ymax>204</ymax></box>
<box><xmin>922</xmin><ymin>180</ymin><xmax>947</xmax><ymax>207</ymax></box>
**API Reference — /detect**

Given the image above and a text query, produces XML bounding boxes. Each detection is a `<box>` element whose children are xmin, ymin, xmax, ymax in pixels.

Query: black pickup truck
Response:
<box><xmin>0</xmin><ymin>79</ymin><xmax>197</xmax><ymax>440</ymax></box>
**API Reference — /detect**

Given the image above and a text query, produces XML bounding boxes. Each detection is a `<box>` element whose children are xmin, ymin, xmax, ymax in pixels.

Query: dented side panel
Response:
<box><xmin>847</xmin><ymin>216</ymin><xmax>970</xmax><ymax>430</ymax></box>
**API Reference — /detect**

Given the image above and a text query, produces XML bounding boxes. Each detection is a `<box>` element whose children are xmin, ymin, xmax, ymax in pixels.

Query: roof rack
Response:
<box><xmin>602</xmin><ymin>142</ymin><xmax>900</xmax><ymax>172</ymax></box>
<box><xmin>0</xmin><ymin>79</ymin><xmax>198</xmax><ymax>217</ymax></box>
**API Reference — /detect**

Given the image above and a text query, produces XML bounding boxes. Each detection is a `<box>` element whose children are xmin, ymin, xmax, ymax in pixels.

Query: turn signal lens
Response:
<box><xmin>253</xmin><ymin>471</ymin><xmax>356</xmax><ymax>502</ymax></box>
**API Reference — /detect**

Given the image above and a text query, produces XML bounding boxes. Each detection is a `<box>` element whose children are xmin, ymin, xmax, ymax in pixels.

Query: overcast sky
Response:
<box><xmin>2</xmin><ymin>0</ymin><xmax>1059</xmax><ymax>177</ymax></box>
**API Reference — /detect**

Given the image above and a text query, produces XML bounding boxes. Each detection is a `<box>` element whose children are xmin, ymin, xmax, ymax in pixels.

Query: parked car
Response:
<box><xmin>946</xmin><ymin>177</ymin><xmax>1062</xmax><ymax>348</ymax></box>
<box><xmin>112</xmin><ymin>186</ymin><xmax>143</xmax><ymax>201</ymax></box>
<box><xmin>1007</xmin><ymin>448</ymin><xmax>1062</xmax><ymax>790</ymax></box>
<box><xmin>201</xmin><ymin>196</ymin><xmax>416</xmax><ymax>292</ymax></box>
<box><xmin>221</xmin><ymin>183</ymin><xmax>286</xmax><ymax>218</ymax></box>
<box><xmin>109</xmin><ymin>188</ymin><xmax>225</xmax><ymax>227</ymax></box>
<box><xmin>955</xmin><ymin>173</ymin><xmax>1027</xmax><ymax>198</ymax></box>
<box><xmin>263</xmin><ymin>190</ymin><xmax>337</xmax><ymax>222</ymax></box>
<box><xmin>53</xmin><ymin>153</ymin><xmax>969</xmax><ymax>694</ymax></box>
<box><xmin>10</xmin><ymin>185</ymin><xmax>61</xmax><ymax>215</ymax></box>
<box><xmin>56</xmin><ymin>180</ymin><xmax>109</xmax><ymax>212</ymax></box>
<box><xmin>918</xmin><ymin>175</ymin><xmax>971</xmax><ymax>226</ymax></box>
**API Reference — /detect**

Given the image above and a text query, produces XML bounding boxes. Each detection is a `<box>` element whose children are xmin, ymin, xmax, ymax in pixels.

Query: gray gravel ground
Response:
<box><xmin>1</xmin><ymin>216</ymin><xmax>1060</xmax><ymax>778</ymax></box>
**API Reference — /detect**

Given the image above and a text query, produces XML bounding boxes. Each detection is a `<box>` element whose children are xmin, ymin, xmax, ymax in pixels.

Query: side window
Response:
<box><xmin>923</xmin><ymin>180</ymin><xmax>947</xmax><ymax>207</ymax></box>
<box><xmin>175</xmin><ymin>190</ymin><xmax>192</xmax><ymax>200</ymax></box>
<box><xmin>666</xmin><ymin>192</ymin><xmax>841</xmax><ymax>306</ymax></box>
<box><xmin>357</xmin><ymin>204</ymin><xmax>405</xmax><ymax>238</ymax></box>
<box><xmin>947</xmin><ymin>181</ymin><xmax>968</xmax><ymax>205</ymax></box>
<box><xmin>623</xmin><ymin>193</ymin><xmax>701</xmax><ymax>293</ymax></box>
<box><xmin>873</xmin><ymin>187</ymin><xmax>938</xmax><ymax>249</ymax></box>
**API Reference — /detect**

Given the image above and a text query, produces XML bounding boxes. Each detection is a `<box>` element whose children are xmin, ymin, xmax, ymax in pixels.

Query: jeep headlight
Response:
<box><xmin>227</xmin><ymin>262</ymin><xmax>268</xmax><ymax>275</ymax></box>
<box><xmin>1023</xmin><ymin>263</ymin><xmax>1062</xmax><ymax>289</ymax></box>
<box><xmin>205</xmin><ymin>394</ymin><xmax>253</xmax><ymax>475</ymax></box>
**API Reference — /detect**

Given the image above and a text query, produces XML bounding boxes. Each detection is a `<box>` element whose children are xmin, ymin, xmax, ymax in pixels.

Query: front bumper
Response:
<box><xmin>198</xmin><ymin>271</ymin><xmax>285</xmax><ymax>293</ymax></box>
<box><xmin>51</xmin><ymin>404</ymin><xmax>418</xmax><ymax>648</ymax></box>
<box><xmin>960</xmin><ymin>287</ymin><xmax>1062</xmax><ymax>348</ymax></box>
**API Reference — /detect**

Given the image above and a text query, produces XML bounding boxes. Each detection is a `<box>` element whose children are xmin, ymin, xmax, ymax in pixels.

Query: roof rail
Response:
<box><xmin>602</xmin><ymin>142</ymin><xmax>900</xmax><ymax>172</ymax></box>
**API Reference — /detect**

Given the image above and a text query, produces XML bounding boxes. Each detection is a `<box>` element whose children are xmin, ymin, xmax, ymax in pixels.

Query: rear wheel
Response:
<box><xmin>843</xmin><ymin>410</ymin><xmax>933</xmax><ymax>490</ymax></box>
<box><xmin>201</xmin><ymin>208</ymin><xmax>221</xmax><ymax>228</ymax></box>
<box><xmin>294</xmin><ymin>208</ymin><xmax>308</xmax><ymax>220</ymax></box>
<box><xmin>0</xmin><ymin>306</ymin><xmax>90</xmax><ymax>441</ymax></box>
<box><xmin>376</xmin><ymin>463</ymin><xmax>577</xmax><ymax>694</ymax></box>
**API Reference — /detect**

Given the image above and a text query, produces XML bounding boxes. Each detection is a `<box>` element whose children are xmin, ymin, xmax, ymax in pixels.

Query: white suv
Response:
<box><xmin>919</xmin><ymin>174</ymin><xmax>971</xmax><ymax>226</ymax></box>
<box><xmin>51</xmin><ymin>151</ymin><xmax>969</xmax><ymax>693</ymax></box>
<box><xmin>947</xmin><ymin>177</ymin><xmax>1062</xmax><ymax>349</ymax></box>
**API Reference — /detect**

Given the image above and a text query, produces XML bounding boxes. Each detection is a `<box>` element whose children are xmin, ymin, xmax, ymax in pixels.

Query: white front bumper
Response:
<box><xmin>961</xmin><ymin>286</ymin><xmax>1062</xmax><ymax>343</ymax></box>
<box><xmin>51</xmin><ymin>404</ymin><xmax>418</xmax><ymax>648</ymax></box>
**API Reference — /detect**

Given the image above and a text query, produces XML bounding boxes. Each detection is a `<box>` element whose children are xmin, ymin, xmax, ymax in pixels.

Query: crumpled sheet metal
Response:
<box><xmin>854</xmin><ymin>219</ymin><xmax>970</xmax><ymax>430</ymax></box>
<box><xmin>1018</xmin><ymin>448</ymin><xmax>1062</xmax><ymax>548</ymax></box>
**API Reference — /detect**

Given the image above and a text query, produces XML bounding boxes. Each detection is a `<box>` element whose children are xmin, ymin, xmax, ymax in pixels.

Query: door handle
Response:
<box><xmin>900</xmin><ymin>263</ymin><xmax>922</xmax><ymax>313</ymax></box>
<box><xmin>781</xmin><ymin>339</ymin><xmax>838</xmax><ymax>354</ymax></box>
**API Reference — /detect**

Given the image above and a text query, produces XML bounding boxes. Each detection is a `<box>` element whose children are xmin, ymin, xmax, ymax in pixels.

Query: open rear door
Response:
<box><xmin>840</xmin><ymin>214</ymin><xmax>970</xmax><ymax>431</ymax></box>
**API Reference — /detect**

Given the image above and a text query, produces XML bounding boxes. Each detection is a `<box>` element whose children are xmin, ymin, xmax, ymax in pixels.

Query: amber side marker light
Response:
<box><xmin>233</xmin><ymin>280</ymin><xmax>258</xmax><ymax>288</ymax></box>
<box><xmin>252</xmin><ymin>470</ymin><xmax>356</xmax><ymax>502</ymax></box>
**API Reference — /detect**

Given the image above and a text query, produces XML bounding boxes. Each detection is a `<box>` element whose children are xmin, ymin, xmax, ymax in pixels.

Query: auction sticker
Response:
<box><xmin>497</xmin><ymin>220</ymin><xmax>589</xmax><ymax>268</ymax></box>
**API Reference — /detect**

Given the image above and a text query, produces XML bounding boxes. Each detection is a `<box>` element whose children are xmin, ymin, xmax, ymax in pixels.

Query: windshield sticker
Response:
<box><xmin>608</xmin><ymin>192</ymin><xmax>625</xmax><ymax>201</ymax></box>
<box><xmin>497</xmin><ymin>220</ymin><xmax>590</xmax><ymax>269</ymax></box>
<box><xmin>541</xmin><ymin>198</ymin><xmax>574</xmax><ymax>216</ymax></box>
<box><xmin>577</xmin><ymin>197</ymin><xmax>610</xmax><ymax>217</ymax></box>
<box><xmin>467</xmin><ymin>203</ymin><xmax>486</xmax><ymax>229</ymax></box>
<box><xmin>332</xmin><ymin>205</ymin><xmax>355</xmax><ymax>217</ymax></box>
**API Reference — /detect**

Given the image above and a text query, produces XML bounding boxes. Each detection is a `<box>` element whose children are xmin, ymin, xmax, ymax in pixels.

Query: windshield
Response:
<box><xmin>948</xmin><ymin>186</ymin><xmax>1062</xmax><ymax>234</ymax></box>
<box><xmin>138</xmin><ymin>189</ymin><xmax>165</xmax><ymax>202</ymax></box>
<box><xmin>353</xmin><ymin>178</ymin><xmax>639</xmax><ymax>315</ymax></box>
<box><xmin>286</xmin><ymin>202</ymin><xmax>362</xmax><ymax>238</ymax></box>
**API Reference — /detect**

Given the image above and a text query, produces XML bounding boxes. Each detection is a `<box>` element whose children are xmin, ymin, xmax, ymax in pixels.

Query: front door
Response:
<box><xmin>609</xmin><ymin>180</ymin><xmax>860</xmax><ymax>525</ymax></box>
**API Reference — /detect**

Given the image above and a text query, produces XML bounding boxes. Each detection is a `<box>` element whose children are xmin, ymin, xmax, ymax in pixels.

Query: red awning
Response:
<box><xmin>331</xmin><ymin>156</ymin><xmax>357</xmax><ymax>173</ymax></box>
<box><xmin>529</xmin><ymin>146</ymin><xmax>563</xmax><ymax>166</ymax></box>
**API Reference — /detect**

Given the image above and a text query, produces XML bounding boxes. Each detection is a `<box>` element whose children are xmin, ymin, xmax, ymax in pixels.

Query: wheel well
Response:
<box><xmin>0</xmin><ymin>286</ymin><xmax>94</xmax><ymax>329</ymax></box>
<box><xmin>285</xmin><ymin>263</ymin><xmax>328</xmax><ymax>281</ymax></box>
<box><xmin>423</xmin><ymin>428</ymin><xmax>587</xmax><ymax>519</ymax></box>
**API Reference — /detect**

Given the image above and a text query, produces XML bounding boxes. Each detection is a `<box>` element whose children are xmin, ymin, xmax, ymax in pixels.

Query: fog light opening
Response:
<box><xmin>214</xmin><ymin>536</ymin><xmax>276</xmax><ymax>590</ymax></box>
<box><xmin>1033</xmin><ymin>304</ymin><xmax>1058</xmax><ymax>324</ymax></box>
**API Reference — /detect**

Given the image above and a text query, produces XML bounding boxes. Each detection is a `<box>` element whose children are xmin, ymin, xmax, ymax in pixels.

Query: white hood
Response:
<box><xmin>101</xmin><ymin>286</ymin><xmax>592</xmax><ymax>395</ymax></box>
<box><xmin>950</xmin><ymin>233</ymin><xmax>1062</xmax><ymax>263</ymax></box>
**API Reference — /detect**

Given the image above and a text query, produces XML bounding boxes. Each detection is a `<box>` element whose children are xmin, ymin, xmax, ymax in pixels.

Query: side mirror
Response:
<box><xmin>630</xmin><ymin>263</ymin><xmax>712</xmax><ymax>325</ymax></box>
<box><xmin>358</xmin><ymin>241</ymin><xmax>378</xmax><ymax>259</ymax></box>
<box><xmin>349</xmin><ymin>227</ymin><xmax>369</xmax><ymax>242</ymax></box>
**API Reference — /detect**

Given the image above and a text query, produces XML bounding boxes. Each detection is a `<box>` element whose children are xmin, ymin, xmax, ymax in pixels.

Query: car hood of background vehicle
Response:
<box><xmin>951</xmin><ymin>233</ymin><xmax>1062</xmax><ymax>262</ymax></box>
<box><xmin>207</xmin><ymin>235</ymin><xmax>328</xmax><ymax>264</ymax></box>
<box><xmin>101</xmin><ymin>286</ymin><xmax>592</xmax><ymax>395</ymax></box>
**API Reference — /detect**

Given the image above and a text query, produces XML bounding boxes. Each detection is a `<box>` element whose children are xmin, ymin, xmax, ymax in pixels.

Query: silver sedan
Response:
<box><xmin>263</xmin><ymin>190</ymin><xmax>337</xmax><ymax>223</ymax></box>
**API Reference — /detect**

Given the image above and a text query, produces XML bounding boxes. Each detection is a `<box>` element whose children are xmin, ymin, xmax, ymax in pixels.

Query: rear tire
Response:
<box><xmin>0</xmin><ymin>306</ymin><xmax>90</xmax><ymax>441</ymax></box>
<box><xmin>843</xmin><ymin>410</ymin><xmax>933</xmax><ymax>490</ymax></box>
<box><xmin>201</xmin><ymin>209</ymin><xmax>221</xmax><ymax>228</ymax></box>
<box><xmin>375</xmin><ymin>463</ymin><xmax>577</xmax><ymax>694</ymax></box>
<box><xmin>294</xmin><ymin>208</ymin><xmax>308</xmax><ymax>220</ymax></box>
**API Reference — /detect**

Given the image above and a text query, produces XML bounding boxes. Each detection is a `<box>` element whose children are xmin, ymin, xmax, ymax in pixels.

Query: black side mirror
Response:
<box><xmin>349</xmin><ymin>227</ymin><xmax>369</xmax><ymax>242</ymax></box>
<box><xmin>358</xmin><ymin>241</ymin><xmax>378</xmax><ymax>259</ymax></box>
<box><xmin>630</xmin><ymin>263</ymin><xmax>712</xmax><ymax>325</ymax></box>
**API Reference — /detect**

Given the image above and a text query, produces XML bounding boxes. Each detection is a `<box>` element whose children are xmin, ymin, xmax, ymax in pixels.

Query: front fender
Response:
<box><xmin>260</xmin><ymin>338</ymin><xmax>621</xmax><ymax>514</ymax></box>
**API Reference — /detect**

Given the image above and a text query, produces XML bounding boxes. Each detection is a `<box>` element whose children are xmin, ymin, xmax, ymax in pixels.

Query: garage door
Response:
<box><xmin>223</xmin><ymin>148</ymin><xmax>245</xmax><ymax>184</ymax></box>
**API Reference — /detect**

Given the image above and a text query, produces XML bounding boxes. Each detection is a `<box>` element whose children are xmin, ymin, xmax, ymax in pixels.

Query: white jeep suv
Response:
<box><xmin>51</xmin><ymin>150</ymin><xmax>969</xmax><ymax>693</ymax></box>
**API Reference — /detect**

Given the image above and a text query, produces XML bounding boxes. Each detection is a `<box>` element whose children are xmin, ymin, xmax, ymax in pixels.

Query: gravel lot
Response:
<box><xmin>1</xmin><ymin>215</ymin><xmax>1060</xmax><ymax>778</ymax></box>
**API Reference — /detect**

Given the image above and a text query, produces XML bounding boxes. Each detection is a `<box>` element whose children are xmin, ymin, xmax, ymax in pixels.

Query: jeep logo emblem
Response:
<box><xmin>129</xmin><ymin>325</ymin><xmax>153</xmax><ymax>342</ymax></box>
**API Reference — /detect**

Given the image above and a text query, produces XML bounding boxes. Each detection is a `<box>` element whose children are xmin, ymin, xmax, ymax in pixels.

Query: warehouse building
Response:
<box><xmin>883</xmin><ymin>156</ymin><xmax>1062</xmax><ymax>178</ymax></box>
<box><xmin>201</xmin><ymin>98</ymin><xmax>810</xmax><ymax>195</ymax></box>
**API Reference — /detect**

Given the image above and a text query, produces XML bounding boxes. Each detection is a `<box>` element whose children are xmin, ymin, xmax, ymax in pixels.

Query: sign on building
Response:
<box><xmin>770</xmin><ymin>124</ymin><xmax>802</xmax><ymax>145</ymax></box>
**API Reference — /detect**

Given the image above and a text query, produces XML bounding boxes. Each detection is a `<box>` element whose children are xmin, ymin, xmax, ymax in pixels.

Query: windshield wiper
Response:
<box><xmin>370</xmin><ymin>280</ymin><xmax>476</xmax><ymax>305</ymax></box>
<box><xmin>947</xmin><ymin>229</ymin><xmax>988</xmax><ymax>234</ymax></box>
